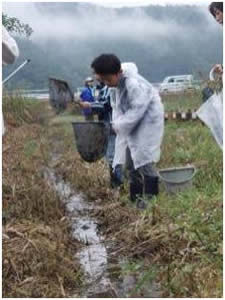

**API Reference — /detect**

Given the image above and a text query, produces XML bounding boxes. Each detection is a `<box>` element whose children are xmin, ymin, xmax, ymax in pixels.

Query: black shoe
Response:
<box><xmin>136</xmin><ymin>199</ymin><xmax>147</xmax><ymax>209</ymax></box>
<box><xmin>130</xmin><ymin>181</ymin><xmax>143</xmax><ymax>202</ymax></box>
<box><xmin>144</xmin><ymin>176</ymin><xmax>159</xmax><ymax>197</ymax></box>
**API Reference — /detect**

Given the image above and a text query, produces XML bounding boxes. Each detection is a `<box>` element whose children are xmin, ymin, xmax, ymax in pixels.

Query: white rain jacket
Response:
<box><xmin>111</xmin><ymin>63</ymin><xmax>164</xmax><ymax>170</ymax></box>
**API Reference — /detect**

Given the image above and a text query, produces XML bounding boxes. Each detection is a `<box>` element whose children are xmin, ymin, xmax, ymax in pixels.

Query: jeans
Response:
<box><xmin>105</xmin><ymin>133</ymin><xmax>116</xmax><ymax>165</ymax></box>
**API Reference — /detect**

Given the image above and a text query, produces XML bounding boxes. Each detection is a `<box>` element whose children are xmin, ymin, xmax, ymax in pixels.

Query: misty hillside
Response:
<box><xmin>3</xmin><ymin>2</ymin><xmax>223</xmax><ymax>90</ymax></box>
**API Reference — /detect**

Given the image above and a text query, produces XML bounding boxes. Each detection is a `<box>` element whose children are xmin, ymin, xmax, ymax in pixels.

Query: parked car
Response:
<box><xmin>159</xmin><ymin>74</ymin><xmax>196</xmax><ymax>93</ymax></box>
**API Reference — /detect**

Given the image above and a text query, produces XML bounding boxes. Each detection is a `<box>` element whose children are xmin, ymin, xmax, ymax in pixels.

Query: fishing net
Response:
<box><xmin>72</xmin><ymin>122</ymin><xmax>110</xmax><ymax>162</ymax></box>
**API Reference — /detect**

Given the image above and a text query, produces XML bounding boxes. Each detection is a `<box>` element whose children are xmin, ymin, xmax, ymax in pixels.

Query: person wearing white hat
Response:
<box><xmin>79</xmin><ymin>77</ymin><xmax>96</xmax><ymax>121</ymax></box>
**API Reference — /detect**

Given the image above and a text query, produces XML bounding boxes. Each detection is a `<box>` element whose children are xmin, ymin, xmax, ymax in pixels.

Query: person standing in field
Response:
<box><xmin>80</xmin><ymin>77</ymin><xmax>96</xmax><ymax>121</ymax></box>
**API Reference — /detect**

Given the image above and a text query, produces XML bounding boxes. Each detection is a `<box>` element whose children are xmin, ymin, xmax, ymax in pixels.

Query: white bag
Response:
<box><xmin>196</xmin><ymin>91</ymin><xmax>223</xmax><ymax>150</ymax></box>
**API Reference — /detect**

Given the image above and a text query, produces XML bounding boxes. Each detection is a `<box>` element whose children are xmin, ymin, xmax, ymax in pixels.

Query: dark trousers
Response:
<box><xmin>125</xmin><ymin>147</ymin><xmax>159</xmax><ymax>202</ymax></box>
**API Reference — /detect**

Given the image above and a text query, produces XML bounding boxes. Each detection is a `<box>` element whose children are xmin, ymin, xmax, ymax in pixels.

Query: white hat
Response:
<box><xmin>85</xmin><ymin>77</ymin><xmax>94</xmax><ymax>82</ymax></box>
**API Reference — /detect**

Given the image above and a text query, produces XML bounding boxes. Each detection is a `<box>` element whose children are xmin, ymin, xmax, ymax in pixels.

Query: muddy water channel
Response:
<box><xmin>44</xmin><ymin>155</ymin><xmax>161</xmax><ymax>297</ymax></box>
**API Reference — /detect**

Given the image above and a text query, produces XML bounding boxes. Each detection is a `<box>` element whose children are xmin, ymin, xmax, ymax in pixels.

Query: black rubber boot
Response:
<box><xmin>144</xmin><ymin>176</ymin><xmax>159</xmax><ymax>197</ymax></box>
<box><xmin>129</xmin><ymin>181</ymin><xmax>143</xmax><ymax>202</ymax></box>
<box><xmin>109</xmin><ymin>165</ymin><xmax>123</xmax><ymax>188</ymax></box>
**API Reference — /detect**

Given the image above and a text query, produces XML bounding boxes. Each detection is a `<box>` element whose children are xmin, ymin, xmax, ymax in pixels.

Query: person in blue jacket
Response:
<box><xmin>96</xmin><ymin>81</ymin><xmax>123</xmax><ymax>188</ymax></box>
<box><xmin>80</xmin><ymin>77</ymin><xmax>96</xmax><ymax>120</ymax></box>
<box><xmin>80</xmin><ymin>80</ymin><xmax>123</xmax><ymax>188</ymax></box>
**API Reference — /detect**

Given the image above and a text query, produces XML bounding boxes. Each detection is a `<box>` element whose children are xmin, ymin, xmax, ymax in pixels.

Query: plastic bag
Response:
<box><xmin>196</xmin><ymin>91</ymin><xmax>223</xmax><ymax>150</ymax></box>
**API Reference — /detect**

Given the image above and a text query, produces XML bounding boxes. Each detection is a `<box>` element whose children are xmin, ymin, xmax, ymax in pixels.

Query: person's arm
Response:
<box><xmin>113</xmin><ymin>78</ymin><xmax>152</xmax><ymax>135</ymax></box>
<box><xmin>78</xmin><ymin>89</ymin><xmax>92</xmax><ymax>108</ymax></box>
<box><xmin>79</xmin><ymin>101</ymin><xmax>91</xmax><ymax>108</ymax></box>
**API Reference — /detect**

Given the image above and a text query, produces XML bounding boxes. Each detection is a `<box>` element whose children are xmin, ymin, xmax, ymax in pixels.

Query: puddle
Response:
<box><xmin>44</xmin><ymin>166</ymin><xmax>161</xmax><ymax>297</ymax></box>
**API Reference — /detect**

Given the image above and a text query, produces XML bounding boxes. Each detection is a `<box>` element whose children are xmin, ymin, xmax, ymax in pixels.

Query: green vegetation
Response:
<box><xmin>2</xmin><ymin>13</ymin><xmax>33</xmax><ymax>37</ymax></box>
<box><xmin>162</xmin><ymin>90</ymin><xmax>202</xmax><ymax>112</ymax></box>
<box><xmin>3</xmin><ymin>92</ymin><xmax>222</xmax><ymax>297</ymax></box>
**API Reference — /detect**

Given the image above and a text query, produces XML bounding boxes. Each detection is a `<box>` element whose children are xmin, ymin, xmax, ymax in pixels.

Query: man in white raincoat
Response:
<box><xmin>2</xmin><ymin>25</ymin><xmax>20</xmax><ymax>134</ymax></box>
<box><xmin>91</xmin><ymin>54</ymin><xmax>164</xmax><ymax>209</ymax></box>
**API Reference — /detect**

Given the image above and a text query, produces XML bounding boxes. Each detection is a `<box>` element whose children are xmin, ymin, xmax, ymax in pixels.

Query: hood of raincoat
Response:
<box><xmin>121</xmin><ymin>62</ymin><xmax>138</xmax><ymax>77</ymax></box>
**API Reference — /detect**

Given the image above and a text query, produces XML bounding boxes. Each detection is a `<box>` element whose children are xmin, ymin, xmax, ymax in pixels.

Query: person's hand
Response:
<box><xmin>112</xmin><ymin>123</ymin><xmax>118</xmax><ymax>134</ymax></box>
<box><xmin>79</xmin><ymin>101</ymin><xmax>91</xmax><ymax>109</ymax></box>
<box><xmin>213</xmin><ymin>64</ymin><xmax>223</xmax><ymax>74</ymax></box>
<box><xmin>209</xmin><ymin>64</ymin><xmax>223</xmax><ymax>81</ymax></box>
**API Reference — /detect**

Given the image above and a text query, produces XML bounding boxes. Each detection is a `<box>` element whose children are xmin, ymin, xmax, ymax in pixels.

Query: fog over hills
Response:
<box><xmin>3</xmin><ymin>2</ymin><xmax>223</xmax><ymax>90</ymax></box>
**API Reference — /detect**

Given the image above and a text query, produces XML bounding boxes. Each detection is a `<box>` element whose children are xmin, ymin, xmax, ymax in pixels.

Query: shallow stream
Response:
<box><xmin>44</xmin><ymin>152</ymin><xmax>161</xmax><ymax>297</ymax></box>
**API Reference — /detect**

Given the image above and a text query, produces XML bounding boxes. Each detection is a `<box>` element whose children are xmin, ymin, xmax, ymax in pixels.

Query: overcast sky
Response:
<box><xmin>2</xmin><ymin>0</ymin><xmax>222</xmax><ymax>86</ymax></box>
<box><xmin>3</xmin><ymin>0</ymin><xmax>211</xmax><ymax>10</ymax></box>
<box><xmin>2</xmin><ymin>1</ymin><xmax>215</xmax><ymax>43</ymax></box>
<box><xmin>2</xmin><ymin>0</ymin><xmax>212</xmax><ymax>29</ymax></box>
<box><xmin>91</xmin><ymin>0</ymin><xmax>210</xmax><ymax>7</ymax></box>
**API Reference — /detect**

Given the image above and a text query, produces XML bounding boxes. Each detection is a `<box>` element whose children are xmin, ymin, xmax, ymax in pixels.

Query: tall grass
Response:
<box><xmin>3</xmin><ymin>92</ymin><xmax>49</xmax><ymax>127</ymax></box>
<box><xmin>2</xmin><ymin>95</ymin><xmax>82</xmax><ymax>297</ymax></box>
<box><xmin>161</xmin><ymin>90</ymin><xmax>202</xmax><ymax>112</ymax></box>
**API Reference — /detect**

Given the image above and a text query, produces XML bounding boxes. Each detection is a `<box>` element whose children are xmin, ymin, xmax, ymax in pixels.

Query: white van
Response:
<box><xmin>160</xmin><ymin>75</ymin><xmax>194</xmax><ymax>93</ymax></box>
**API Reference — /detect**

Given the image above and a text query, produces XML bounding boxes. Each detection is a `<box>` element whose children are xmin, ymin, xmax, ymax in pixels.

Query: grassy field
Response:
<box><xmin>161</xmin><ymin>89</ymin><xmax>202</xmax><ymax>112</ymax></box>
<box><xmin>2</xmin><ymin>92</ymin><xmax>222</xmax><ymax>297</ymax></box>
